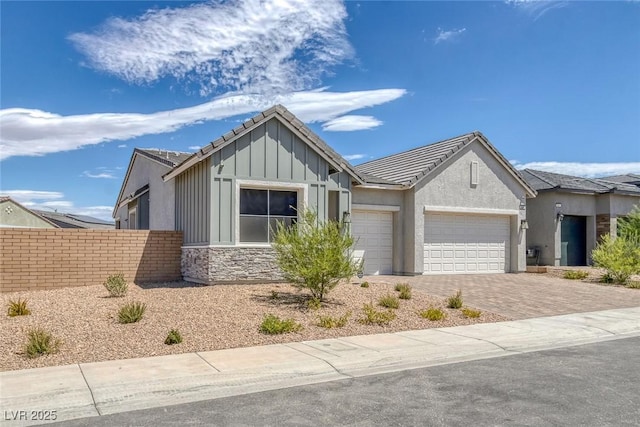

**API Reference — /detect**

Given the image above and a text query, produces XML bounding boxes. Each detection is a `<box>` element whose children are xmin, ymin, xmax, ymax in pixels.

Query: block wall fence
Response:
<box><xmin>0</xmin><ymin>229</ymin><xmax>183</xmax><ymax>292</ymax></box>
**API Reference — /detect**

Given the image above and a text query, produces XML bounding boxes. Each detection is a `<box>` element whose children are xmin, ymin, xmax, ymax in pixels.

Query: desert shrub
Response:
<box><xmin>359</xmin><ymin>304</ymin><xmax>396</xmax><ymax>326</ymax></box>
<box><xmin>24</xmin><ymin>328</ymin><xmax>61</xmax><ymax>358</ymax></box>
<box><xmin>317</xmin><ymin>312</ymin><xmax>351</xmax><ymax>329</ymax></box>
<box><xmin>7</xmin><ymin>298</ymin><xmax>30</xmax><ymax>317</ymax></box>
<box><xmin>446</xmin><ymin>290</ymin><xmax>463</xmax><ymax>309</ymax></box>
<box><xmin>395</xmin><ymin>283</ymin><xmax>412</xmax><ymax>299</ymax></box>
<box><xmin>104</xmin><ymin>273</ymin><xmax>128</xmax><ymax>297</ymax></box>
<box><xmin>164</xmin><ymin>329</ymin><xmax>183</xmax><ymax>345</ymax></box>
<box><xmin>600</xmin><ymin>272</ymin><xmax>615</xmax><ymax>284</ymax></box>
<box><xmin>592</xmin><ymin>234</ymin><xmax>640</xmax><ymax>284</ymax></box>
<box><xmin>626</xmin><ymin>281</ymin><xmax>640</xmax><ymax>289</ymax></box>
<box><xmin>269</xmin><ymin>290</ymin><xmax>279</xmax><ymax>300</ymax></box>
<box><xmin>419</xmin><ymin>307</ymin><xmax>446</xmax><ymax>321</ymax></box>
<box><xmin>272</xmin><ymin>209</ymin><xmax>361</xmax><ymax>302</ymax></box>
<box><xmin>118</xmin><ymin>301</ymin><xmax>146</xmax><ymax>324</ymax></box>
<box><xmin>461</xmin><ymin>307</ymin><xmax>482</xmax><ymax>318</ymax></box>
<box><xmin>259</xmin><ymin>314</ymin><xmax>302</xmax><ymax>334</ymax></box>
<box><xmin>617</xmin><ymin>205</ymin><xmax>640</xmax><ymax>240</ymax></box>
<box><xmin>360</xmin><ymin>281</ymin><xmax>370</xmax><ymax>288</ymax></box>
<box><xmin>563</xmin><ymin>270</ymin><xmax>589</xmax><ymax>280</ymax></box>
<box><xmin>378</xmin><ymin>294</ymin><xmax>400</xmax><ymax>309</ymax></box>
<box><xmin>394</xmin><ymin>283</ymin><xmax>409</xmax><ymax>292</ymax></box>
<box><xmin>307</xmin><ymin>297</ymin><xmax>322</xmax><ymax>310</ymax></box>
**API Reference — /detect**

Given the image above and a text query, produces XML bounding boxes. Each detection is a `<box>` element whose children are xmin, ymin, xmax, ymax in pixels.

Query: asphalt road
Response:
<box><xmin>52</xmin><ymin>337</ymin><xmax>640</xmax><ymax>427</ymax></box>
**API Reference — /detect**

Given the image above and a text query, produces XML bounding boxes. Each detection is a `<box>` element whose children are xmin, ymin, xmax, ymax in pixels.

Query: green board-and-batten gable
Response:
<box><xmin>164</xmin><ymin>105</ymin><xmax>364</xmax><ymax>245</ymax></box>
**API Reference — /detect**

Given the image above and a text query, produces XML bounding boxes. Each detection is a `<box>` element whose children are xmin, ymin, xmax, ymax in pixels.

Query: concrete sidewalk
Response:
<box><xmin>2</xmin><ymin>307</ymin><xmax>639</xmax><ymax>426</ymax></box>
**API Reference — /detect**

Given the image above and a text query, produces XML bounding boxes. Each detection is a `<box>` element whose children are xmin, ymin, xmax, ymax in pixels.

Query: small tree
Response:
<box><xmin>592</xmin><ymin>234</ymin><xmax>640</xmax><ymax>285</ymax></box>
<box><xmin>618</xmin><ymin>205</ymin><xmax>640</xmax><ymax>240</ymax></box>
<box><xmin>272</xmin><ymin>209</ymin><xmax>361</xmax><ymax>302</ymax></box>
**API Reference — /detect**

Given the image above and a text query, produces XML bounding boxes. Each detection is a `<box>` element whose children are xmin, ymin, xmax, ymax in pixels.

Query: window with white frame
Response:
<box><xmin>239</xmin><ymin>188</ymin><xmax>298</xmax><ymax>243</ymax></box>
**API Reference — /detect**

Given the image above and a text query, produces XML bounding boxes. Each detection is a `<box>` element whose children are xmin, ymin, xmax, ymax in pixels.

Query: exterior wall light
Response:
<box><xmin>520</xmin><ymin>219</ymin><xmax>529</xmax><ymax>230</ymax></box>
<box><xmin>342</xmin><ymin>211</ymin><xmax>351</xmax><ymax>224</ymax></box>
<box><xmin>555</xmin><ymin>202</ymin><xmax>563</xmax><ymax>221</ymax></box>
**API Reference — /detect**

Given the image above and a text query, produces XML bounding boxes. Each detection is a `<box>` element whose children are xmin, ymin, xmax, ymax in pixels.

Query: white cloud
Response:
<box><xmin>81</xmin><ymin>170</ymin><xmax>117</xmax><ymax>179</ymax></box>
<box><xmin>69</xmin><ymin>0</ymin><xmax>353</xmax><ymax>96</ymax></box>
<box><xmin>0</xmin><ymin>190</ymin><xmax>113</xmax><ymax>221</ymax></box>
<box><xmin>321</xmin><ymin>115</ymin><xmax>382</xmax><ymax>132</ymax></box>
<box><xmin>0</xmin><ymin>88</ymin><xmax>406</xmax><ymax>160</ymax></box>
<box><xmin>505</xmin><ymin>1</ymin><xmax>569</xmax><ymax>21</ymax></box>
<box><xmin>434</xmin><ymin>28</ymin><xmax>466</xmax><ymax>45</ymax></box>
<box><xmin>188</xmin><ymin>146</ymin><xmax>201</xmax><ymax>151</ymax></box>
<box><xmin>117</xmin><ymin>144</ymin><xmax>127</xmax><ymax>148</ymax></box>
<box><xmin>343</xmin><ymin>154</ymin><xmax>366</xmax><ymax>161</ymax></box>
<box><xmin>511</xmin><ymin>161</ymin><xmax>640</xmax><ymax>178</ymax></box>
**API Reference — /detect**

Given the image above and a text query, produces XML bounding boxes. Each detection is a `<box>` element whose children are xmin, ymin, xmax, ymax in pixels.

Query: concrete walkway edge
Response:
<box><xmin>2</xmin><ymin>307</ymin><xmax>639</xmax><ymax>426</ymax></box>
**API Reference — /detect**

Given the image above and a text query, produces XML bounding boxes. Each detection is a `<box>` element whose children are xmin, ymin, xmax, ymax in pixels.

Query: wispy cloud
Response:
<box><xmin>505</xmin><ymin>1</ymin><xmax>569</xmax><ymax>21</ymax></box>
<box><xmin>117</xmin><ymin>144</ymin><xmax>127</xmax><ymax>148</ymax></box>
<box><xmin>69</xmin><ymin>0</ymin><xmax>353</xmax><ymax>96</ymax></box>
<box><xmin>0</xmin><ymin>190</ymin><xmax>113</xmax><ymax>220</ymax></box>
<box><xmin>511</xmin><ymin>161</ymin><xmax>640</xmax><ymax>178</ymax></box>
<box><xmin>188</xmin><ymin>146</ymin><xmax>201</xmax><ymax>151</ymax></box>
<box><xmin>81</xmin><ymin>169</ymin><xmax>118</xmax><ymax>179</ymax></box>
<box><xmin>343</xmin><ymin>154</ymin><xmax>367</xmax><ymax>161</ymax></box>
<box><xmin>0</xmin><ymin>88</ymin><xmax>406</xmax><ymax>160</ymax></box>
<box><xmin>321</xmin><ymin>115</ymin><xmax>382</xmax><ymax>132</ymax></box>
<box><xmin>434</xmin><ymin>27</ymin><xmax>466</xmax><ymax>45</ymax></box>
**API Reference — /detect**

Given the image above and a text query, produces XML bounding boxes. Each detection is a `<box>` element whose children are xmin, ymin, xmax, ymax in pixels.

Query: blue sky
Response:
<box><xmin>1</xmin><ymin>0</ymin><xmax>639</xmax><ymax>220</ymax></box>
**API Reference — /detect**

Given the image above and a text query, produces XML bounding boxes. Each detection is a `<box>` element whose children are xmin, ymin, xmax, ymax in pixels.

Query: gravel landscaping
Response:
<box><xmin>1</xmin><ymin>280</ymin><xmax>507</xmax><ymax>372</ymax></box>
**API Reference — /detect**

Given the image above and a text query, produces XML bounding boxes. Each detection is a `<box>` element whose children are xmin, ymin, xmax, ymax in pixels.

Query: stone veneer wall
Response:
<box><xmin>596</xmin><ymin>214</ymin><xmax>612</xmax><ymax>242</ymax></box>
<box><xmin>182</xmin><ymin>246</ymin><xmax>284</xmax><ymax>283</ymax></box>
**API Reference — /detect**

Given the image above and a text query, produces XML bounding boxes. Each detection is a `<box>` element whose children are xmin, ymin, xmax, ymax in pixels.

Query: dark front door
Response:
<box><xmin>561</xmin><ymin>216</ymin><xmax>587</xmax><ymax>266</ymax></box>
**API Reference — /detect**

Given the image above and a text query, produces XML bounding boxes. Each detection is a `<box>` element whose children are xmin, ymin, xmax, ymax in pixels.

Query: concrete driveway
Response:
<box><xmin>367</xmin><ymin>273</ymin><xmax>640</xmax><ymax>320</ymax></box>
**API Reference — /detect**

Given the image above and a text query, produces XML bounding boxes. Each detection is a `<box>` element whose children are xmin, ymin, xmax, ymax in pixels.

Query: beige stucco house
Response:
<box><xmin>0</xmin><ymin>197</ymin><xmax>58</xmax><ymax>228</ymax></box>
<box><xmin>115</xmin><ymin>105</ymin><xmax>536</xmax><ymax>283</ymax></box>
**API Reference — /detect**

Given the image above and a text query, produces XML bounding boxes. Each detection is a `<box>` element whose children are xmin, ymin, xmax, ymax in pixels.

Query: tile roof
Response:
<box><xmin>600</xmin><ymin>174</ymin><xmax>640</xmax><ymax>185</ymax></box>
<box><xmin>521</xmin><ymin>169</ymin><xmax>640</xmax><ymax>195</ymax></box>
<box><xmin>135</xmin><ymin>149</ymin><xmax>191</xmax><ymax>168</ymax></box>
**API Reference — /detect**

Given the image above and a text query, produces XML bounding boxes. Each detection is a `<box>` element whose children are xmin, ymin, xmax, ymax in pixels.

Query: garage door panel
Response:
<box><xmin>424</xmin><ymin>213</ymin><xmax>509</xmax><ymax>275</ymax></box>
<box><xmin>353</xmin><ymin>210</ymin><xmax>393</xmax><ymax>275</ymax></box>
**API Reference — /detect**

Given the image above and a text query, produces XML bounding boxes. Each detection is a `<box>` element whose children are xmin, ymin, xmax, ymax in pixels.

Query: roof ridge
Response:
<box><xmin>523</xmin><ymin>169</ymin><xmax>559</xmax><ymax>188</ymax></box>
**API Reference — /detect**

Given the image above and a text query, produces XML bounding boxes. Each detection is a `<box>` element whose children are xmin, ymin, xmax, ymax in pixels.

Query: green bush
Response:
<box><xmin>104</xmin><ymin>273</ymin><xmax>128</xmax><ymax>297</ymax></box>
<box><xmin>272</xmin><ymin>209</ymin><xmax>361</xmax><ymax>302</ymax></box>
<box><xmin>24</xmin><ymin>328</ymin><xmax>61</xmax><ymax>358</ymax></box>
<box><xmin>446</xmin><ymin>290</ymin><xmax>463</xmax><ymax>309</ymax></box>
<box><xmin>461</xmin><ymin>307</ymin><xmax>482</xmax><ymax>318</ymax></box>
<box><xmin>317</xmin><ymin>312</ymin><xmax>351</xmax><ymax>329</ymax></box>
<box><xmin>259</xmin><ymin>314</ymin><xmax>302</xmax><ymax>334</ymax></box>
<box><xmin>592</xmin><ymin>234</ymin><xmax>640</xmax><ymax>284</ymax></box>
<box><xmin>626</xmin><ymin>281</ymin><xmax>640</xmax><ymax>289</ymax></box>
<box><xmin>7</xmin><ymin>298</ymin><xmax>30</xmax><ymax>317</ymax></box>
<box><xmin>378</xmin><ymin>294</ymin><xmax>400</xmax><ymax>309</ymax></box>
<box><xmin>307</xmin><ymin>298</ymin><xmax>322</xmax><ymax>310</ymax></box>
<box><xmin>360</xmin><ymin>281</ymin><xmax>370</xmax><ymax>288</ymax></box>
<box><xmin>118</xmin><ymin>301</ymin><xmax>146</xmax><ymax>324</ymax></box>
<box><xmin>164</xmin><ymin>329</ymin><xmax>183</xmax><ymax>345</ymax></box>
<box><xmin>419</xmin><ymin>307</ymin><xmax>446</xmax><ymax>321</ymax></box>
<box><xmin>617</xmin><ymin>205</ymin><xmax>640</xmax><ymax>240</ymax></box>
<box><xmin>563</xmin><ymin>270</ymin><xmax>589</xmax><ymax>280</ymax></box>
<box><xmin>359</xmin><ymin>304</ymin><xmax>396</xmax><ymax>326</ymax></box>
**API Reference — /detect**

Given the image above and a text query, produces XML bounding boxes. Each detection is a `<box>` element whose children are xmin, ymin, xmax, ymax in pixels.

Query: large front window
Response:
<box><xmin>239</xmin><ymin>189</ymin><xmax>298</xmax><ymax>243</ymax></box>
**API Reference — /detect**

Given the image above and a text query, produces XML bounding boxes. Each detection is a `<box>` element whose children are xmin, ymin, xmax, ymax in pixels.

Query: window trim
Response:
<box><xmin>235</xmin><ymin>180</ymin><xmax>308</xmax><ymax>246</ymax></box>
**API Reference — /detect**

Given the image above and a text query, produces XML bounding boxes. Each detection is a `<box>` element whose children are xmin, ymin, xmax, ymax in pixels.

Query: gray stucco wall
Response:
<box><xmin>413</xmin><ymin>142</ymin><xmax>528</xmax><ymax>273</ymax></box>
<box><xmin>0</xmin><ymin>201</ymin><xmax>55</xmax><ymax>228</ymax></box>
<box><xmin>527</xmin><ymin>191</ymin><xmax>640</xmax><ymax>266</ymax></box>
<box><xmin>115</xmin><ymin>155</ymin><xmax>176</xmax><ymax>230</ymax></box>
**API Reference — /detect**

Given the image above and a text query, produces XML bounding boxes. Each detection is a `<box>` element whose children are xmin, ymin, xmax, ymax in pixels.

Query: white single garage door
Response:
<box><xmin>352</xmin><ymin>210</ymin><xmax>393</xmax><ymax>275</ymax></box>
<box><xmin>424</xmin><ymin>213</ymin><xmax>510</xmax><ymax>274</ymax></box>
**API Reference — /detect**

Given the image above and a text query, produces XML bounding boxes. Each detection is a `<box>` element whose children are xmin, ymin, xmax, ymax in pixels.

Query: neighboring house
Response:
<box><xmin>115</xmin><ymin>105</ymin><xmax>536</xmax><ymax>283</ymax></box>
<box><xmin>600</xmin><ymin>174</ymin><xmax>640</xmax><ymax>187</ymax></box>
<box><xmin>113</xmin><ymin>148</ymin><xmax>191</xmax><ymax>230</ymax></box>
<box><xmin>521</xmin><ymin>169</ymin><xmax>640</xmax><ymax>267</ymax></box>
<box><xmin>33</xmin><ymin>210</ymin><xmax>115</xmax><ymax>229</ymax></box>
<box><xmin>0</xmin><ymin>197</ymin><xmax>58</xmax><ymax>228</ymax></box>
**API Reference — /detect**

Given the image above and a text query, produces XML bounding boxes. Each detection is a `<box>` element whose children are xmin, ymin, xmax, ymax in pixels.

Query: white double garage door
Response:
<box><xmin>353</xmin><ymin>210</ymin><xmax>510</xmax><ymax>275</ymax></box>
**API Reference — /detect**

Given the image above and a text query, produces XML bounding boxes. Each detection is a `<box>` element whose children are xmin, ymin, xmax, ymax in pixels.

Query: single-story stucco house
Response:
<box><xmin>114</xmin><ymin>105</ymin><xmax>536</xmax><ymax>283</ymax></box>
<box><xmin>0</xmin><ymin>196</ymin><xmax>58</xmax><ymax>228</ymax></box>
<box><xmin>34</xmin><ymin>210</ymin><xmax>115</xmax><ymax>229</ymax></box>
<box><xmin>520</xmin><ymin>169</ymin><xmax>640</xmax><ymax>267</ymax></box>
